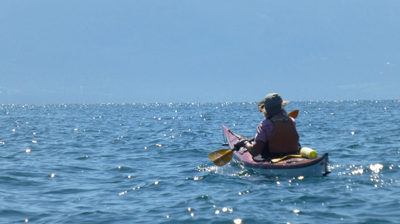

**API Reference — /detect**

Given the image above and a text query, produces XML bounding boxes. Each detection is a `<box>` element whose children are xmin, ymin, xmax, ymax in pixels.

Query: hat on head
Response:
<box><xmin>258</xmin><ymin>93</ymin><xmax>290</xmax><ymax>114</ymax></box>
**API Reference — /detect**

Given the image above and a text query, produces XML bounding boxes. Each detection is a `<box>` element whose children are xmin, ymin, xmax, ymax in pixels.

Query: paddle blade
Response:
<box><xmin>271</xmin><ymin>154</ymin><xmax>304</xmax><ymax>163</ymax></box>
<box><xmin>288</xmin><ymin>110</ymin><xmax>299</xmax><ymax>119</ymax></box>
<box><xmin>208</xmin><ymin>149</ymin><xmax>233</xmax><ymax>166</ymax></box>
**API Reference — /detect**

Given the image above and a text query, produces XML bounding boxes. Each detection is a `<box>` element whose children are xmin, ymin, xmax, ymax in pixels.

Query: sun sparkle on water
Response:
<box><xmin>2</xmin><ymin>102</ymin><xmax>400</xmax><ymax>223</ymax></box>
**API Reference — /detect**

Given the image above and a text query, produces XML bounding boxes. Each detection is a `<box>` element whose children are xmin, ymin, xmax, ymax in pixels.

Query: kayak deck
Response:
<box><xmin>222</xmin><ymin>125</ymin><xmax>331</xmax><ymax>177</ymax></box>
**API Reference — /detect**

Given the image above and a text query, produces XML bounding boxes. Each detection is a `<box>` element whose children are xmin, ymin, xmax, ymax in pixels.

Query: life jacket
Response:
<box><xmin>267</xmin><ymin>115</ymin><xmax>299</xmax><ymax>154</ymax></box>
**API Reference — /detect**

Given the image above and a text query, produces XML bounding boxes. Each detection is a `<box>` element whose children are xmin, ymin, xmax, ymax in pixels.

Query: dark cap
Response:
<box><xmin>258</xmin><ymin>93</ymin><xmax>289</xmax><ymax>114</ymax></box>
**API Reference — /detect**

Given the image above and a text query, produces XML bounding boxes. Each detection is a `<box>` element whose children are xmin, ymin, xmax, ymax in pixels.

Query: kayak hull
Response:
<box><xmin>223</xmin><ymin>125</ymin><xmax>330</xmax><ymax>177</ymax></box>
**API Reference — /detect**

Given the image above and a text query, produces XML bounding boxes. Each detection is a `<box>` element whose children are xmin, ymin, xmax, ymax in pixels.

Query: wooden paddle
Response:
<box><xmin>208</xmin><ymin>110</ymin><xmax>299</xmax><ymax>166</ymax></box>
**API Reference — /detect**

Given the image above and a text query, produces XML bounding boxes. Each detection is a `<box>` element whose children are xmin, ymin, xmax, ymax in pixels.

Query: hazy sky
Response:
<box><xmin>1</xmin><ymin>1</ymin><xmax>399</xmax><ymax>104</ymax></box>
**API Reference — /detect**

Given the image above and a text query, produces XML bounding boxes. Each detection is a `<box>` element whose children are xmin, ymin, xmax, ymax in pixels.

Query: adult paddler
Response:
<box><xmin>242</xmin><ymin>93</ymin><xmax>300</xmax><ymax>162</ymax></box>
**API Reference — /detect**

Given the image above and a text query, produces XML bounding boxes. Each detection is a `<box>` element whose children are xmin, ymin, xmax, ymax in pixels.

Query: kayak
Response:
<box><xmin>222</xmin><ymin>125</ymin><xmax>331</xmax><ymax>177</ymax></box>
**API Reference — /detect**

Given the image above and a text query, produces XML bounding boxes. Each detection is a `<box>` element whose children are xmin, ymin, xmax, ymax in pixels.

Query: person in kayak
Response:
<box><xmin>241</xmin><ymin>93</ymin><xmax>300</xmax><ymax>162</ymax></box>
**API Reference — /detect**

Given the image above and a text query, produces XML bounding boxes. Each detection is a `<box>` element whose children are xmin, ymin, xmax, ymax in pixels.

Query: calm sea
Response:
<box><xmin>1</xmin><ymin>101</ymin><xmax>400</xmax><ymax>224</ymax></box>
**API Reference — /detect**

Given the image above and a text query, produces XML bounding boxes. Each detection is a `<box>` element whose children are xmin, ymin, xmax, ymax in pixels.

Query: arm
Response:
<box><xmin>244</xmin><ymin>119</ymin><xmax>271</xmax><ymax>156</ymax></box>
<box><xmin>244</xmin><ymin>140</ymin><xmax>266</xmax><ymax>157</ymax></box>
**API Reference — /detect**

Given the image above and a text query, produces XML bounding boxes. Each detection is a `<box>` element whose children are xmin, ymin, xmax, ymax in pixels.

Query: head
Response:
<box><xmin>258</xmin><ymin>93</ymin><xmax>289</xmax><ymax>118</ymax></box>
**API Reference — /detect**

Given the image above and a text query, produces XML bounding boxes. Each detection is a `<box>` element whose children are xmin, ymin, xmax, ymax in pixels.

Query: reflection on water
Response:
<box><xmin>1</xmin><ymin>101</ymin><xmax>400</xmax><ymax>223</ymax></box>
<box><xmin>370</xmin><ymin>163</ymin><xmax>383</xmax><ymax>173</ymax></box>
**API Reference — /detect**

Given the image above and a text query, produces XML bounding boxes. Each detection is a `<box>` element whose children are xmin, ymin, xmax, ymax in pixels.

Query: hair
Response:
<box><xmin>263</xmin><ymin>108</ymin><xmax>287</xmax><ymax>119</ymax></box>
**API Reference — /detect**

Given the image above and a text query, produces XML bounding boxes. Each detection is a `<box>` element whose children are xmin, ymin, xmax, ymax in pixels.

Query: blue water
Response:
<box><xmin>1</xmin><ymin>101</ymin><xmax>400</xmax><ymax>224</ymax></box>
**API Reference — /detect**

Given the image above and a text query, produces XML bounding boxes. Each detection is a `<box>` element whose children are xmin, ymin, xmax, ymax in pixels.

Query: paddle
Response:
<box><xmin>208</xmin><ymin>110</ymin><xmax>300</xmax><ymax>166</ymax></box>
<box><xmin>287</xmin><ymin>109</ymin><xmax>299</xmax><ymax>119</ymax></box>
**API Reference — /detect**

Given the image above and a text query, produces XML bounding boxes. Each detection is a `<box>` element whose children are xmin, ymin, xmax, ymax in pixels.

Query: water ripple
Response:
<box><xmin>1</xmin><ymin>101</ymin><xmax>400</xmax><ymax>223</ymax></box>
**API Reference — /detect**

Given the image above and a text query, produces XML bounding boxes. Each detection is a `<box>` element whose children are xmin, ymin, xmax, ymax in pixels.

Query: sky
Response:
<box><xmin>1</xmin><ymin>1</ymin><xmax>400</xmax><ymax>104</ymax></box>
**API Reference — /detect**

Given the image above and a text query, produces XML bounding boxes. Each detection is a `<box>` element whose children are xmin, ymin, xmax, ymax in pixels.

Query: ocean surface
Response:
<box><xmin>1</xmin><ymin>100</ymin><xmax>400</xmax><ymax>224</ymax></box>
